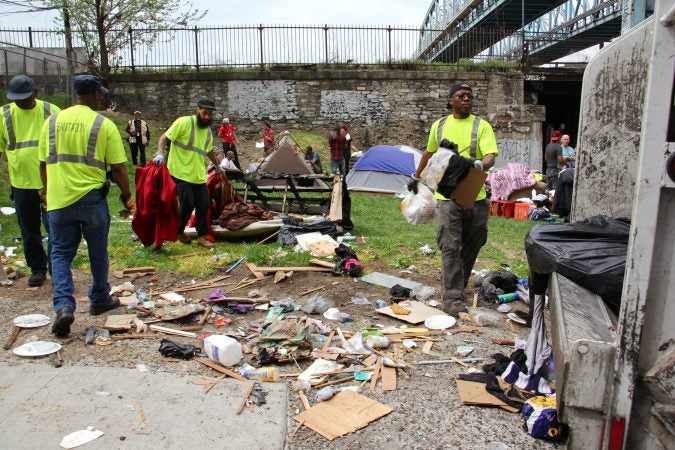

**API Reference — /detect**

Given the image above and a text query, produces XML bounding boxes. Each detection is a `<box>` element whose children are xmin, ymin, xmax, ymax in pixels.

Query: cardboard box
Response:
<box><xmin>450</xmin><ymin>167</ymin><xmax>488</xmax><ymax>209</ymax></box>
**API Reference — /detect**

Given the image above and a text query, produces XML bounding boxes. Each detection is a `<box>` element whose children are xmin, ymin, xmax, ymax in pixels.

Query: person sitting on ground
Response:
<box><xmin>304</xmin><ymin>145</ymin><xmax>323</xmax><ymax>173</ymax></box>
<box><xmin>220</xmin><ymin>150</ymin><xmax>240</xmax><ymax>171</ymax></box>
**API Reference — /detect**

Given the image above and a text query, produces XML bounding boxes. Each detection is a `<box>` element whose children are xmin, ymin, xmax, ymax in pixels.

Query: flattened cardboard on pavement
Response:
<box><xmin>376</xmin><ymin>300</ymin><xmax>448</xmax><ymax>324</ymax></box>
<box><xmin>455</xmin><ymin>378</ymin><xmax>519</xmax><ymax>413</ymax></box>
<box><xmin>293</xmin><ymin>390</ymin><xmax>393</xmax><ymax>440</ymax></box>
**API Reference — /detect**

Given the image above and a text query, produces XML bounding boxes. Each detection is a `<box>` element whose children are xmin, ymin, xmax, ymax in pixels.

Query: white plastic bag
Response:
<box><xmin>400</xmin><ymin>184</ymin><xmax>436</xmax><ymax>225</ymax></box>
<box><xmin>421</xmin><ymin>148</ymin><xmax>456</xmax><ymax>191</ymax></box>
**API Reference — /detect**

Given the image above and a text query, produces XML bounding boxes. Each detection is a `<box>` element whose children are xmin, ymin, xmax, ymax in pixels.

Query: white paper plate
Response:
<box><xmin>424</xmin><ymin>315</ymin><xmax>456</xmax><ymax>330</ymax></box>
<box><xmin>508</xmin><ymin>312</ymin><xmax>527</xmax><ymax>325</ymax></box>
<box><xmin>13</xmin><ymin>341</ymin><xmax>62</xmax><ymax>357</ymax></box>
<box><xmin>13</xmin><ymin>314</ymin><xmax>51</xmax><ymax>328</ymax></box>
<box><xmin>323</xmin><ymin>307</ymin><xmax>340</xmax><ymax>321</ymax></box>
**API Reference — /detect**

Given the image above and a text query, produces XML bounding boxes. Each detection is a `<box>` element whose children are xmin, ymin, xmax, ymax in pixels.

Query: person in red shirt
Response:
<box><xmin>328</xmin><ymin>126</ymin><xmax>347</xmax><ymax>175</ymax></box>
<box><xmin>218</xmin><ymin>117</ymin><xmax>240</xmax><ymax>169</ymax></box>
<box><xmin>262</xmin><ymin>121</ymin><xmax>275</xmax><ymax>156</ymax></box>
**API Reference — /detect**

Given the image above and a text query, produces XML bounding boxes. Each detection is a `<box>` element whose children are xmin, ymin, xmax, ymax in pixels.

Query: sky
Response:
<box><xmin>0</xmin><ymin>1</ymin><xmax>431</xmax><ymax>28</ymax></box>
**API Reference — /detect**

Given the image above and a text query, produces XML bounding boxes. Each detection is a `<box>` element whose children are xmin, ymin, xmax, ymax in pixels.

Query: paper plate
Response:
<box><xmin>508</xmin><ymin>312</ymin><xmax>527</xmax><ymax>325</ymax></box>
<box><xmin>13</xmin><ymin>314</ymin><xmax>51</xmax><ymax>328</ymax></box>
<box><xmin>13</xmin><ymin>341</ymin><xmax>62</xmax><ymax>357</ymax></box>
<box><xmin>323</xmin><ymin>307</ymin><xmax>340</xmax><ymax>321</ymax></box>
<box><xmin>424</xmin><ymin>314</ymin><xmax>456</xmax><ymax>330</ymax></box>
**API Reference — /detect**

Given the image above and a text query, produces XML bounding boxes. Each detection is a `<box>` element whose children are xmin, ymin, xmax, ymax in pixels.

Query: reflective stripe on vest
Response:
<box><xmin>171</xmin><ymin>115</ymin><xmax>212</xmax><ymax>156</ymax></box>
<box><xmin>436</xmin><ymin>114</ymin><xmax>481</xmax><ymax>159</ymax></box>
<box><xmin>2</xmin><ymin>102</ymin><xmax>53</xmax><ymax>151</ymax></box>
<box><xmin>45</xmin><ymin>113</ymin><xmax>107</xmax><ymax>171</ymax></box>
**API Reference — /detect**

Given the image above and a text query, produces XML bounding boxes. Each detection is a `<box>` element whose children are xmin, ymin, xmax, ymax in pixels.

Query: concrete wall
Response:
<box><xmin>109</xmin><ymin>69</ymin><xmax>544</xmax><ymax>166</ymax></box>
<box><xmin>571</xmin><ymin>18</ymin><xmax>653</xmax><ymax>220</ymax></box>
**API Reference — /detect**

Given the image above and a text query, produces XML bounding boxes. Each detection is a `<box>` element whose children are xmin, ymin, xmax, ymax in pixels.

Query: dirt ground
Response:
<box><xmin>0</xmin><ymin>260</ymin><xmax>564</xmax><ymax>450</ymax></box>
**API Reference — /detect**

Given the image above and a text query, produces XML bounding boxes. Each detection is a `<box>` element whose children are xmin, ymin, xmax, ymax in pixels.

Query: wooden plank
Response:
<box><xmin>236</xmin><ymin>381</ymin><xmax>256</xmax><ymax>415</ymax></box>
<box><xmin>422</xmin><ymin>341</ymin><xmax>433</xmax><ymax>354</ymax></box>
<box><xmin>298</xmin><ymin>390</ymin><xmax>311</xmax><ymax>410</ymax></box>
<box><xmin>370</xmin><ymin>357</ymin><xmax>382</xmax><ymax>392</ymax></box>
<box><xmin>309</xmin><ymin>258</ymin><xmax>335</xmax><ymax>268</ymax></box>
<box><xmin>103</xmin><ymin>314</ymin><xmax>137</xmax><ymax>331</ymax></box>
<box><xmin>246</xmin><ymin>263</ymin><xmax>266</xmax><ymax>279</ymax></box>
<box><xmin>380</xmin><ymin>366</ymin><xmax>397</xmax><ymax>391</ymax></box>
<box><xmin>149</xmin><ymin>324</ymin><xmax>197</xmax><ymax>338</ymax></box>
<box><xmin>123</xmin><ymin>266</ymin><xmax>156</xmax><ymax>275</ymax></box>
<box><xmin>193</xmin><ymin>357</ymin><xmax>247</xmax><ymax>382</ymax></box>
<box><xmin>313</xmin><ymin>376</ymin><xmax>355</xmax><ymax>389</ymax></box>
<box><xmin>247</xmin><ymin>263</ymin><xmax>332</xmax><ymax>273</ymax></box>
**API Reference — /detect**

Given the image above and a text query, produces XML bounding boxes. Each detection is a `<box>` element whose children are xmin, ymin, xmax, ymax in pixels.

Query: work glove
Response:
<box><xmin>120</xmin><ymin>193</ymin><xmax>136</xmax><ymax>212</ymax></box>
<box><xmin>214</xmin><ymin>165</ymin><xmax>226</xmax><ymax>177</ymax></box>
<box><xmin>472</xmin><ymin>159</ymin><xmax>484</xmax><ymax>171</ymax></box>
<box><xmin>152</xmin><ymin>154</ymin><xmax>165</xmax><ymax>166</ymax></box>
<box><xmin>407</xmin><ymin>174</ymin><xmax>420</xmax><ymax>194</ymax></box>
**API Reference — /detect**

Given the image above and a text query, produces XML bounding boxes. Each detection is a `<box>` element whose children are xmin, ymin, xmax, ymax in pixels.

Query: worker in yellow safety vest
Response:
<box><xmin>39</xmin><ymin>74</ymin><xmax>134</xmax><ymax>338</ymax></box>
<box><xmin>153</xmin><ymin>98</ymin><xmax>226</xmax><ymax>249</ymax></box>
<box><xmin>0</xmin><ymin>75</ymin><xmax>60</xmax><ymax>287</ymax></box>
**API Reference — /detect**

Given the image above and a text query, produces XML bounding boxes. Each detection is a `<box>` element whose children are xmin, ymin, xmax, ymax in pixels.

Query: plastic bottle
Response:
<box><xmin>242</xmin><ymin>367</ymin><xmax>279</xmax><ymax>382</ymax></box>
<box><xmin>374</xmin><ymin>299</ymin><xmax>387</xmax><ymax>308</ymax></box>
<box><xmin>497</xmin><ymin>292</ymin><xmax>519</xmax><ymax>304</ymax></box>
<box><xmin>136</xmin><ymin>289</ymin><xmax>148</xmax><ymax>302</ymax></box>
<box><xmin>203</xmin><ymin>334</ymin><xmax>243</xmax><ymax>367</ymax></box>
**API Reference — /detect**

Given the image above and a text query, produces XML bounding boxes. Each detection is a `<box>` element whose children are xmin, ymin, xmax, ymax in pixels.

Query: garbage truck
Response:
<box><xmin>545</xmin><ymin>0</ymin><xmax>675</xmax><ymax>448</ymax></box>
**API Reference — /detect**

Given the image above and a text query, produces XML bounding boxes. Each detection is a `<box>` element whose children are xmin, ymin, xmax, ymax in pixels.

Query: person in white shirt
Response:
<box><xmin>220</xmin><ymin>150</ymin><xmax>240</xmax><ymax>171</ymax></box>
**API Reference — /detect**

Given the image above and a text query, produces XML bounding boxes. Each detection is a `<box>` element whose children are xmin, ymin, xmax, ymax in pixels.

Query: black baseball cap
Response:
<box><xmin>73</xmin><ymin>75</ymin><xmax>109</xmax><ymax>95</ymax></box>
<box><xmin>7</xmin><ymin>75</ymin><xmax>36</xmax><ymax>101</ymax></box>
<box><xmin>197</xmin><ymin>99</ymin><xmax>216</xmax><ymax>109</ymax></box>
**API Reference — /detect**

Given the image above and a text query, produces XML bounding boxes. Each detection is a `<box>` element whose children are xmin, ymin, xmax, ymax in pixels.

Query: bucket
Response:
<box><xmin>203</xmin><ymin>335</ymin><xmax>243</xmax><ymax>367</ymax></box>
<box><xmin>514</xmin><ymin>202</ymin><xmax>530</xmax><ymax>220</ymax></box>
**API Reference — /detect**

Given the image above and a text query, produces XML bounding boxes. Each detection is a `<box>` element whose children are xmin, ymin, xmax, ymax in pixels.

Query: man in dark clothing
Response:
<box><xmin>125</xmin><ymin>111</ymin><xmax>150</xmax><ymax>166</ymax></box>
<box><xmin>545</xmin><ymin>130</ymin><xmax>563</xmax><ymax>191</ymax></box>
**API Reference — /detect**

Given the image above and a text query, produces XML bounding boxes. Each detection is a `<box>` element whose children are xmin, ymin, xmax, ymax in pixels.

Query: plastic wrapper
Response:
<box><xmin>278</xmin><ymin>217</ymin><xmax>337</xmax><ymax>245</ymax></box>
<box><xmin>467</xmin><ymin>307</ymin><xmax>502</xmax><ymax>326</ymax></box>
<box><xmin>412</xmin><ymin>284</ymin><xmax>436</xmax><ymax>301</ymax></box>
<box><xmin>525</xmin><ymin>215</ymin><xmax>629</xmax><ymax>313</ymax></box>
<box><xmin>158</xmin><ymin>339</ymin><xmax>196</xmax><ymax>360</ymax></box>
<box><xmin>400</xmin><ymin>184</ymin><xmax>436</xmax><ymax>225</ymax></box>
<box><xmin>421</xmin><ymin>148</ymin><xmax>454</xmax><ymax>190</ymax></box>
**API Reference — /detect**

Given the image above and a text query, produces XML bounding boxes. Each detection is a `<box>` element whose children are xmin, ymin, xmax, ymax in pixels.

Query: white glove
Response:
<box><xmin>152</xmin><ymin>154</ymin><xmax>165</xmax><ymax>166</ymax></box>
<box><xmin>473</xmin><ymin>159</ymin><xmax>483</xmax><ymax>171</ymax></box>
<box><xmin>214</xmin><ymin>165</ymin><xmax>226</xmax><ymax>176</ymax></box>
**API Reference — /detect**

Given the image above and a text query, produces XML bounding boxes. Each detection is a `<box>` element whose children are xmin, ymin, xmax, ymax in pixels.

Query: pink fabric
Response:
<box><xmin>489</xmin><ymin>163</ymin><xmax>536</xmax><ymax>201</ymax></box>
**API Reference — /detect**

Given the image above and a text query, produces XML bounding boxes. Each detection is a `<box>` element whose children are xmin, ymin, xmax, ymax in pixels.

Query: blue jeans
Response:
<box><xmin>12</xmin><ymin>187</ymin><xmax>49</xmax><ymax>275</ymax></box>
<box><xmin>48</xmin><ymin>189</ymin><xmax>111</xmax><ymax>312</ymax></box>
<box><xmin>331</xmin><ymin>159</ymin><xmax>346</xmax><ymax>175</ymax></box>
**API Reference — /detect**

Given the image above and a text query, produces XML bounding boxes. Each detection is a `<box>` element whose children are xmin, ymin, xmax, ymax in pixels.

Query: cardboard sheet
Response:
<box><xmin>455</xmin><ymin>378</ymin><xmax>519</xmax><ymax>413</ymax></box>
<box><xmin>102</xmin><ymin>314</ymin><xmax>137</xmax><ymax>331</ymax></box>
<box><xmin>376</xmin><ymin>301</ymin><xmax>447</xmax><ymax>324</ymax></box>
<box><xmin>293</xmin><ymin>390</ymin><xmax>393</xmax><ymax>440</ymax></box>
<box><xmin>450</xmin><ymin>167</ymin><xmax>488</xmax><ymax>209</ymax></box>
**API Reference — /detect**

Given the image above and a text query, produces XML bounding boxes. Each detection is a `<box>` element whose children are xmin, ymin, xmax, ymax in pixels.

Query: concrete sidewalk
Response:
<box><xmin>0</xmin><ymin>362</ymin><xmax>288</xmax><ymax>450</ymax></box>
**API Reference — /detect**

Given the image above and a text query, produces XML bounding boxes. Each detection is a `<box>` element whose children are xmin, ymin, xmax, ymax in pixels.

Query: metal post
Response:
<box><xmin>128</xmin><ymin>27</ymin><xmax>135</xmax><ymax>74</ymax></box>
<box><xmin>258</xmin><ymin>25</ymin><xmax>264</xmax><ymax>68</ymax></box>
<box><xmin>324</xmin><ymin>25</ymin><xmax>329</xmax><ymax>64</ymax></box>
<box><xmin>3</xmin><ymin>50</ymin><xmax>8</xmax><ymax>78</ymax></box>
<box><xmin>57</xmin><ymin>63</ymin><xmax>62</xmax><ymax>92</ymax></box>
<box><xmin>22</xmin><ymin>48</ymin><xmax>27</xmax><ymax>74</ymax></box>
<box><xmin>42</xmin><ymin>58</ymin><xmax>48</xmax><ymax>93</ymax></box>
<box><xmin>194</xmin><ymin>26</ymin><xmax>200</xmax><ymax>72</ymax></box>
<box><xmin>28</xmin><ymin>26</ymin><xmax>33</xmax><ymax>48</ymax></box>
<box><xmin>521</xmin><ymin>0</ymin><xmax>526</xmax><ymax>64</ymax></box>
<box><xmin>387</xmin><ymin>26</ymin><xmax>392</xmax><ymax>64</ymax></box>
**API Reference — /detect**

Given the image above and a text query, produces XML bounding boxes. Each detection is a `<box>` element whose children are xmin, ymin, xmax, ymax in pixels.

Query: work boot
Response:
<box><xmin>177</xmin><ymin>233</ymin><xmax>192</xmax><ymax>244</ymax></box>
<box><xmin>197</xmin><ymin>236</ymin><xmax>214</xmax><ymax>249</ymax></box>
<box><xmin>52</xmin><ymin>307</ymin><xmax>74</xmax><ymax>338</ymax></box>
<box><xmin>90</xmin><ymin>296</ymin><xmax>121</xmax><ymax>316</ymax></box>
<box><xmin>442</xmin><ymin>300</ymin><xmax>467</xmax><ymax>317</ymax></box>
<box><xmin>28</xmin><ymin>272</ymin><xmax>46</xmax><ymax>287</ymax></box>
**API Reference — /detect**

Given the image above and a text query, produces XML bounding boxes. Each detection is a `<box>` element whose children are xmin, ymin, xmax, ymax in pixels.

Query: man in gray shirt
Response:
<box><xmin>545</xmin><ymin>130</ymin><xmax>563</xmax><ymax>191</ymax></box>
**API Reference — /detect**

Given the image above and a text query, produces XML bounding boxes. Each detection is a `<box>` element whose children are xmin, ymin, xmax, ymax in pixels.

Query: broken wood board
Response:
<box><xmin>309</xmin><ymin>258</ymin><xmax>335</xmax><ymax>269</ymax></box>
<box><xmin>158</xmin><ymin>292</ymin><xmax>186</xmax><ymax>303</ymax></box>
<box><xmin>273</xmin><ymin>270</ymin><xmax>293</xmax><ymax>284</ymax></box>
<box><xmin>357</xmin><ymin>272</ymin><xmax>422</xmax><ymax>290</ymax></box>
<box><xmin>455</xmin><ymin>378</ymin><xmax>519</xmax><ymax>413</ymax></box>
<box><xmin>112</xmin><ymin>266</ymin><xmax>156</xmax><ymax>279</ymax></box>
<box><xmin>149</xmin><ymin>324</ymin><xmax>197</xmax><ymax>338</ymax></box>
<box><xmin>103</xmin><ymin>314</ymin><xmax>137</xmax><ymax>331</ymax></box>
<box><xmin>246</xmin><ymin>262</ymin><xmax>332</xmax><ymax>273</ymax></box>
<box><xmin>376</xmin><ymin>301</ymin><xmax>448</xmax><ymax>325</ymax></box>
<box><xmin>380</xmin><ymin>366</ymin><xmax>397</xmax><ymax>391</ymax></box>
<box><xmin>293</xmin><ymin>390</ymin><xmax>393</xmax><ymax>440</ymax></box>
<box><xmin>193</xmin><ymin>357</ymin><xmax>247</xmax><ymax>382</ymax></box>
<box><xmin>153</xmin><ymin>304</ymin><xmax>205</xmax><ymax>321</ymax></box>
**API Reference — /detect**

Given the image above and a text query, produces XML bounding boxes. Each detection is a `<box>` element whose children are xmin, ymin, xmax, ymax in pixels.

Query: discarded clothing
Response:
<box><xmin>501</xmin><ymin>361</ymin><xmax>554</xmax><ymax>395</ymax></box>
<box><xmin>489</xmin><ymin>163</ymin><xmax>536</xmax><ymax>201</ymax></box>
<box><xmin>552</xmin><ymin>168</ymin><xmax>574</xmax><ymax>217</ymax></box>
<box><xmin>158</xmin><ymin>339</ymin><xmax>197</xmax><ymax>360</ymax></box>
<box><xmin>489</xmin><ymin>271</ymin><xmax>519</xmax><ymax>294</ymax></box>
<box><xmin>132</xmin><ymin>163</ymin><xmax>180</xmax><ymax>250</ymax></box>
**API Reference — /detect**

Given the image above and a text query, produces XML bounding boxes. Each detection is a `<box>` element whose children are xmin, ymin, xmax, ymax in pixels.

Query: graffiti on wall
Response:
<box><xmin>228</xmin><ymin>80</ymin><xmax>299</xmax><ymax>120</ymax></box>
<box><xmin>319</xmin><ymin>90</ymin><xmax>387</xmax><ymax>125</ymax></box>
<box><xmin>497</xmin><ymin>139</ymin><xmax>542</xmax><ymax>169</ymax></box>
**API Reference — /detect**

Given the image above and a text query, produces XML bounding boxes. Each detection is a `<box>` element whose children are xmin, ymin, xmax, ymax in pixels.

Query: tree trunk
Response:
<box><xmin>94</xmin><ymin>0</ymin><xmax>109</xmax><ymax>82</ymax></box>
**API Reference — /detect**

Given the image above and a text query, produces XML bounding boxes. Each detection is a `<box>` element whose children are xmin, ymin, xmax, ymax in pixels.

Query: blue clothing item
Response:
<box><xmin>48</xmin><ymin>188</ymin><xmax>111</xmax><ymax>312</ymax></box>
<box><xmin>331</xmin><ymin>159</ymin><xmax>346</xmax><ymax>175</ymax></box>
<box><xmin>12</xmin><ymin>187</ymin><xmax>49</xmax><ymax>275</ymax></box>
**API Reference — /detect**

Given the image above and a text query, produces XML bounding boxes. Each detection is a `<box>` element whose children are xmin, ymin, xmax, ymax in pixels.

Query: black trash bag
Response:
<box><xmin>525</xmin><ymin>215</ymin><xmax>629</xmax><ymax>313</ymax></box>
<box><xmin>335</xmin><ymin>243</ymin><xmax>357</xmax><ymax>260</ymax></box>
<box><xmin>158</xmin><ymin>339</ymin><xmax>196</xmax><ymax>360</ymax></box>
<box><xmin>332</xmin><ymin>257</ymin><xmax>363</xmax><ymax>277</ymax></box>
<box><xmin>390</xmin><ymin>284</ymin><xmax>412</xmax><ymax>300</ymax></box>
<box><xmin>338</xmin><ymin>178</ymin><xmax>355</xmax><ymax>231</ymax></box>
<box><xmin>489</xmin><ymin>271</ymin><xmax>519</xmax><ymax>293</ymax></box>
<box><xmin>278</xmin><ymin>218</ymin><xmax>338</xmax><ymax>245</ymax></box>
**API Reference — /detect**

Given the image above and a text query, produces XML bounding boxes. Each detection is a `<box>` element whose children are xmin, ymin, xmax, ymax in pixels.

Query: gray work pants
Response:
<box><xmin>436</xmin><ymin>199</ymin><xmax>489</xmax><ymax>302</ymax></box>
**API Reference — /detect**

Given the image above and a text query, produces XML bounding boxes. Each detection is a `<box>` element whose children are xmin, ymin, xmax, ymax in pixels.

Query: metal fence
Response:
<box><xmin>0</xmin><ymin>24</ymin><xmax>523</xmax><ymax>73</ymax></box>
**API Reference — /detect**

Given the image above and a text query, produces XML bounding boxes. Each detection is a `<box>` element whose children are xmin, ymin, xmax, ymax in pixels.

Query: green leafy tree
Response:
<box><xmin>46</xmin><ymin>0</ymin><xmax>206</xmax><ymax>81</ymax></box>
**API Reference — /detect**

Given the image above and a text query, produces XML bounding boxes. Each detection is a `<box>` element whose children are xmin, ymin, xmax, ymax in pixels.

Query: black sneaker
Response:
<box><xmin>90</xmin><ymin>296</ymin><xmax>121</xmax><ymax>316</ymax></box>
<box><xmin>442</xmin><ymin>300</ymin><xmax>467</xmax><ymax>316</ymax></box>
<box><xmin>28</xmin><ymin>272</ymin><xmax>46</xmax><ymax>287</ymax></box>
<box><xmin>52</xmin><ymin>307</ymin><xmax>75</xmax><ymax>337</ymax></box>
